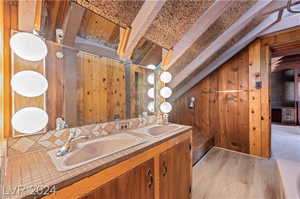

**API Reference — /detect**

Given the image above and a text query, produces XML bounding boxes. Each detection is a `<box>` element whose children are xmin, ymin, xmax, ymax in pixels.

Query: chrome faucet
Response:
<box><xmin>56</xmin><ymin>128</ymin><xmax>90</xmax><ymax>157</ymax></box>
<box><xmin>56</xmin><ymin>117</ymin><xmax>68</xmax><ymax>131</ymax></box>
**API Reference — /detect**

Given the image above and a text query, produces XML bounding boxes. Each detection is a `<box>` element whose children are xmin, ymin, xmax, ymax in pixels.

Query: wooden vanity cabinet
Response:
<box><xmin>159</xmin><ymin>139</ymin><xmax>192</xmax><ymax>199</ymax></box>
<box><xmin>79</xmin><ymin>158</ymin><xmax>155</xmax><ymax>199</ymax></box>
<box><xmin>43</xmin><ymin>130</ymin><xmax>192</xmax><ymax>199</ymax></box>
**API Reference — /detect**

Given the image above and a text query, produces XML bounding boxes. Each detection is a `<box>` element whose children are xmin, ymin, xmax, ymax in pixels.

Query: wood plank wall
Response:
<box><xmin>170</xmin><ymin>49</ymin><xmax>251</xmax><ymax>154</ymax></box>
<box><xmin>171</xmin><ymin>27</ymin><xmax>300</xmax><ymax>158</ymax></box>
<box><xmin>77</xmin><ymin>52</ymin><xmax>126</xmax><ymax>125</ymax></box>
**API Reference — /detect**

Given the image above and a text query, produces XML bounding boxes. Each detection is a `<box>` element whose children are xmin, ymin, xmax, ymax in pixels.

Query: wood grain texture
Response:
<box><xmin>45</xmin><ymin>42</ymin><xmax>65</xmax><ymax>129</ymax></box>
<box><xmin>260</xmin><ymin>44</ymin><xmax>271</xmax><ymax>157</ymax></box>
<box><xmin>77</xmin><ymin>53</ymin><xmax>125</xmax><ymax>125</ymax></box>
<box><xmin>79</xmin><ymin>10</ymin><xmax>119</xmax><ymax>44</ymax></box>
<box><xmin>170</xmin><ymin>37</ymin><xmax>274</xmax><ymax>158</ymax></box>
<box><xmin>79</xmin><ymin>158</ymin><xmax>154</xmax><ymax>199</ymax></box>
<box><xmin>262</xmin><ymin>27</ymin><xmax>300</xmax><ymax>47</ymax></box>
<box><xmin>62</xmin><ymin>2</ymin><xmax>85</xmax><ymax>46</ymax></box>
<box><xmin>171</xmin><ymin>26</ymin><xmax>300</xmax><ymax>159</ymax></box>
<box><xmin>170</xmin><ymin>49</ymin><xmax>250</xmax><ymax>154</ymax></box>
<box><xmin>44</xmin><ymin>0</ymin><xmax>70</xmax><ymax>41</ymax></box>
<box><xmin>0</xmin><ymin>0</ymin><xmax>4</xmax><ymax>140</ymax></box>
<box><xmin>159</xmin><ymin>139</ymin><xmax>192</xmax><ymax>199</ymax></box>
<box><xmin>249</xmin><ymin>40</ymin><xmax>262</xmax><ymax>156</ymax></box>
<box><xmin>192</xmin><ymin>147</ymin><xmax>285</xmax><ymax>199</ymax></box>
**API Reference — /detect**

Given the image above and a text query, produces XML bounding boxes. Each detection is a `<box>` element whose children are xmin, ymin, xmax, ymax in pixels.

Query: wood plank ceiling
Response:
<box><xmin>24</xmin><ymin>0</ymin><xmax>300</xmax><ymax>100</ymax></box>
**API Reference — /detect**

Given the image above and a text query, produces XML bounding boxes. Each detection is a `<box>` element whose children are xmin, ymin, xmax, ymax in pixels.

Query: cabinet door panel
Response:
<box><xmin>79</xmin><ymin>158</ymin><xmax>154</xmax><ymax>199</ymax></box>
<box><xmin>160</xmin><ymin>139</ymin><xmax>192</xmax><ymax>199</ymax></box>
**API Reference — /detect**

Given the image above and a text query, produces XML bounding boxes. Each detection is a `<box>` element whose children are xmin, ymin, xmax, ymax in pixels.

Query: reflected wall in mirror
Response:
<box><xmin>11</xmin><ymin>32</ymin><xmax>156</xmax><ymax>137</ymax></box>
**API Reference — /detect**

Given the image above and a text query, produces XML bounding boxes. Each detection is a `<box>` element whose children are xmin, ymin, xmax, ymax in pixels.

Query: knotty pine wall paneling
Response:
<box><xmin>46</xmin><ymin>42</ymin><xmax>65</xmax><ymax>129</ymax></box>
<box><xmin>248</xmin><ymin>40</ymin><xmax>262</xmax><ymax>156</ymax></box>
<box><xmin>77</xmin><ymin>53</ymin><xmax>126</xmax><ymax>125</ymax></box>
<box><xmin>171</xmin><ymin>47</ymin><xmax>251</xmax><ymax>154</ymax></box>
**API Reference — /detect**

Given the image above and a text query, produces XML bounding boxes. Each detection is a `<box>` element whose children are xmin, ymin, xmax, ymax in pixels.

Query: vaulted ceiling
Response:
<box><xmin>17</xmin><ymin>0</ymin><xmax>300</xmax><ymax>100</ymax></box>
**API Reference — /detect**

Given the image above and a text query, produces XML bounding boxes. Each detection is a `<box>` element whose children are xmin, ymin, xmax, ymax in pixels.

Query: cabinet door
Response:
<box><xmin>79</xmin><ymin>158</ymin><xmax>154</xmax><ymax>199</ymax></box>
<box><xmin>159</xmin><ymin>139</ymin><xmax>192</xmax><ymax>199</ymax></box>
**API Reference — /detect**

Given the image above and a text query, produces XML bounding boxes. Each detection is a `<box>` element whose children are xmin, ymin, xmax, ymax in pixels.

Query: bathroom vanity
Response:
<box><xmin>3</xmin><ymin>124</ymin><xmax>192</xmax><ymax>199</ymax></box>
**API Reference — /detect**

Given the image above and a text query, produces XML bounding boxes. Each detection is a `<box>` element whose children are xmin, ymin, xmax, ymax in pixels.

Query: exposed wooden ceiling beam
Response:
<box><xmin>117</xmin><ymin>27</ymin><xmax>131</xmax><ymax>57</ymax></box>
<box><xmin>161</xmin><ymin>49</ymin><xmax>173</xmax><ymax>69</ymax></box>
<box><xmin>279</xmin><ymin>55</ymin><xmax>300</xmax><ymax>62</ymax></box>
<box><xmin>18</xmin><ymin>0</ymin><xmax>43</xmax><ymax>32</ymax></box>
<box><xmin>273</xmin><ymin>61</ymin><xmax>300</xmax><ymax>72</ymax></box>
<box><xmin>33</xmin><ymin>0</ymin><xmax>44</xmax><ymax>31</ymax></box>
<box><xmin>272</xmin><ymin>43</ymin><xmax>300</xmax><ymax>57</ymax></box>
<box><xmin>169</xmin><ymin>0</ymin><xmax>273</xmax><ymax>90</ymax></box>
<box><xmin>75</xmin><ymin>36</ymin><xmax>119</xmax><ymax>60</ymax></box>
<box><xmin>120</xmin><ymin>0</ymin><xmax>167</xmax><ymax>61</ymax></box>
<box><xmin>62</xmin><ymin>2</ymin><xmax>85</xmax><ymax>46</ymax></box>
<box><xmin>170</xmin><ymin>12</ymin><xmax>279</xmax><ymax>101</ymax></box>
<box><xmin>259</xmin><ymin>13</ymin><xmax>300</xmax><ymax>36</ymax></box>
<box><xmin>166</xmin><ymin>0</ymin><xmax>233</xmax><ymax>69</ymax></box>
<box><xmin>44</xmin><ymin>0</ymin><xmax>70</xmax><ymax>40</ymax></box>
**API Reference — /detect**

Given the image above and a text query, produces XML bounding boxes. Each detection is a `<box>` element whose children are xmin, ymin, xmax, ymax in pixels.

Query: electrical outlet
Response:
<box><xmin>256</xmin><ymin>81</ymin><xmax>262</xmax><ymax>89</ymax></box>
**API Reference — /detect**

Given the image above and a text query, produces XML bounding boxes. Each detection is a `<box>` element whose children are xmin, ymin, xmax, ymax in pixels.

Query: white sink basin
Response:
<box><xmin>133</xmin><ymin>124</ymin><xmax>182</xmax><ymax>137</ymax></box>
<box><xmin>48</xmin><ymin>133</ymin><xmax>146</xmax><ymax>171</ymax></box>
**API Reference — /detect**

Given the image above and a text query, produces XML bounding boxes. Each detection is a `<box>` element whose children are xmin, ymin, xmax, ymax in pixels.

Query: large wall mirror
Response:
<box><xmin>10</xmin><ymin>31</ymin><xmax>157</xmax><ymax>137</ymax></box>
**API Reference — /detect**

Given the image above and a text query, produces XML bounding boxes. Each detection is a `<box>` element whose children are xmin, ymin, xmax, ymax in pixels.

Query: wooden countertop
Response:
<box><xmin>2</xmin><ymin>124</ymin><xmax>192</xmax><ymax>199</ymax></box>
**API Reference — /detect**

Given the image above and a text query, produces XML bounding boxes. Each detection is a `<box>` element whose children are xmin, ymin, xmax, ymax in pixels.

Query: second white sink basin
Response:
<box><xmin>133</xmin><ymin>124</ymin><xmax>182</xmax><ymax>137</ymax></box>
<box><xmin>48</xmin><ymin>133</ymin><xmax>146</xmax><ymax>171</ymax></box>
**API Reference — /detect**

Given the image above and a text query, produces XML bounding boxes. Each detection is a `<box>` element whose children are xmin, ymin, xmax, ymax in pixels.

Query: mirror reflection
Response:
<box><xmin>11</xmin><ymin>32</ymin><xmax>157</xmax><ymax>137</ymax></box>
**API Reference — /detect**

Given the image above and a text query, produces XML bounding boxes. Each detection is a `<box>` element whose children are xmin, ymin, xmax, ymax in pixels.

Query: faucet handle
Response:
<box><xmin>69</xmin><ymin>128</ymin><xmax>80</xmax><ymax>139</ymax></box>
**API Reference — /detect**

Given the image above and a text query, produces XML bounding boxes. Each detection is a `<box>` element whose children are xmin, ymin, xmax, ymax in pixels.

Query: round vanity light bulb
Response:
<box><xmin>147</xmin><ymin>64</ymin><xmax>156</xmax><ymax>70</ymax></box>
<box><xmin>160</xmin><ymin>87</ymin><xmax>172</xmax><ymax>99</ymax></box>
<box><xmin>160</xmin><ymin>102</ymin><xmax>172</xmax><ymax>113</ymax></box>
<box><xmin>11</xmin><ymin>70</ymin><xmax>48</xmax><ymax>97</ymax></box>
<box><xmin>10</xmin><ymin>32</ymin><xmax>48</xmax><ymax>61</ymax></box>
<box><xmin>160</xmin><ymin>71</ymin><xmax>172</xmax><ymax>83</ymax></box>
<box><xmin>147</xmin><ymin>73</ymin><xmax>155</xmax><ymax>85</ymax></box>
<box><xmin>12</xmin><ymin>107</ymin><xmax>48</xmax><ymax>134</ymax></box>
<box><xmin>147</xmin><ymin>101</ymin><xmax>155</xmax><ymax>113</ymax></box>
<box><xmin>147</xmin><ymin>88</ymin><xmax>155</xmax><ymax>99</ymax></box>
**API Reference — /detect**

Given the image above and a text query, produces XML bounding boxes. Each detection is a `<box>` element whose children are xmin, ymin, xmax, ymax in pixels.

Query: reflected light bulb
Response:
<box><xmin>160</xmin><ymin>102</ymin><xmax>172</xmax><ymax>113</ymax></box>
<box><xmin>147</xmin><ymin>73</ymin><xmax>155</xmax><ymax>85</ymax></box>
<box><xmin>147</xmin><ymin>88</ymin><xmax>155</xmax><ymax>99</ymax></box>
<box><xmin>147</xmin><ymin>101</ymin><xmax>155</xmax><ymax>113</ymax></box>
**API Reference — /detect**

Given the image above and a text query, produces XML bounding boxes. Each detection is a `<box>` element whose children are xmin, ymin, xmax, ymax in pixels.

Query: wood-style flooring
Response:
<box><xmin>192</xmin><ymin>147</ymin><xmax>285</xmax><ymax>199</ymax></box>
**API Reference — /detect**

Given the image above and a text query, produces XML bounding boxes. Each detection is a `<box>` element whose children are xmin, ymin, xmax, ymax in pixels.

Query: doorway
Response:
<box><xmin>270</xmin><ymin>44</ymin><xmax>300</xmax><ymax>162</ymax></box>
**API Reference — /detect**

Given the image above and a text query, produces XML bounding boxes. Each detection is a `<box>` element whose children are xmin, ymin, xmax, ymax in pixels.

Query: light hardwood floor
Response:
<box><xmin>192</xmin><ymin>147</ymin><xmax>285</xmax><ymax>199</ymax></box>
